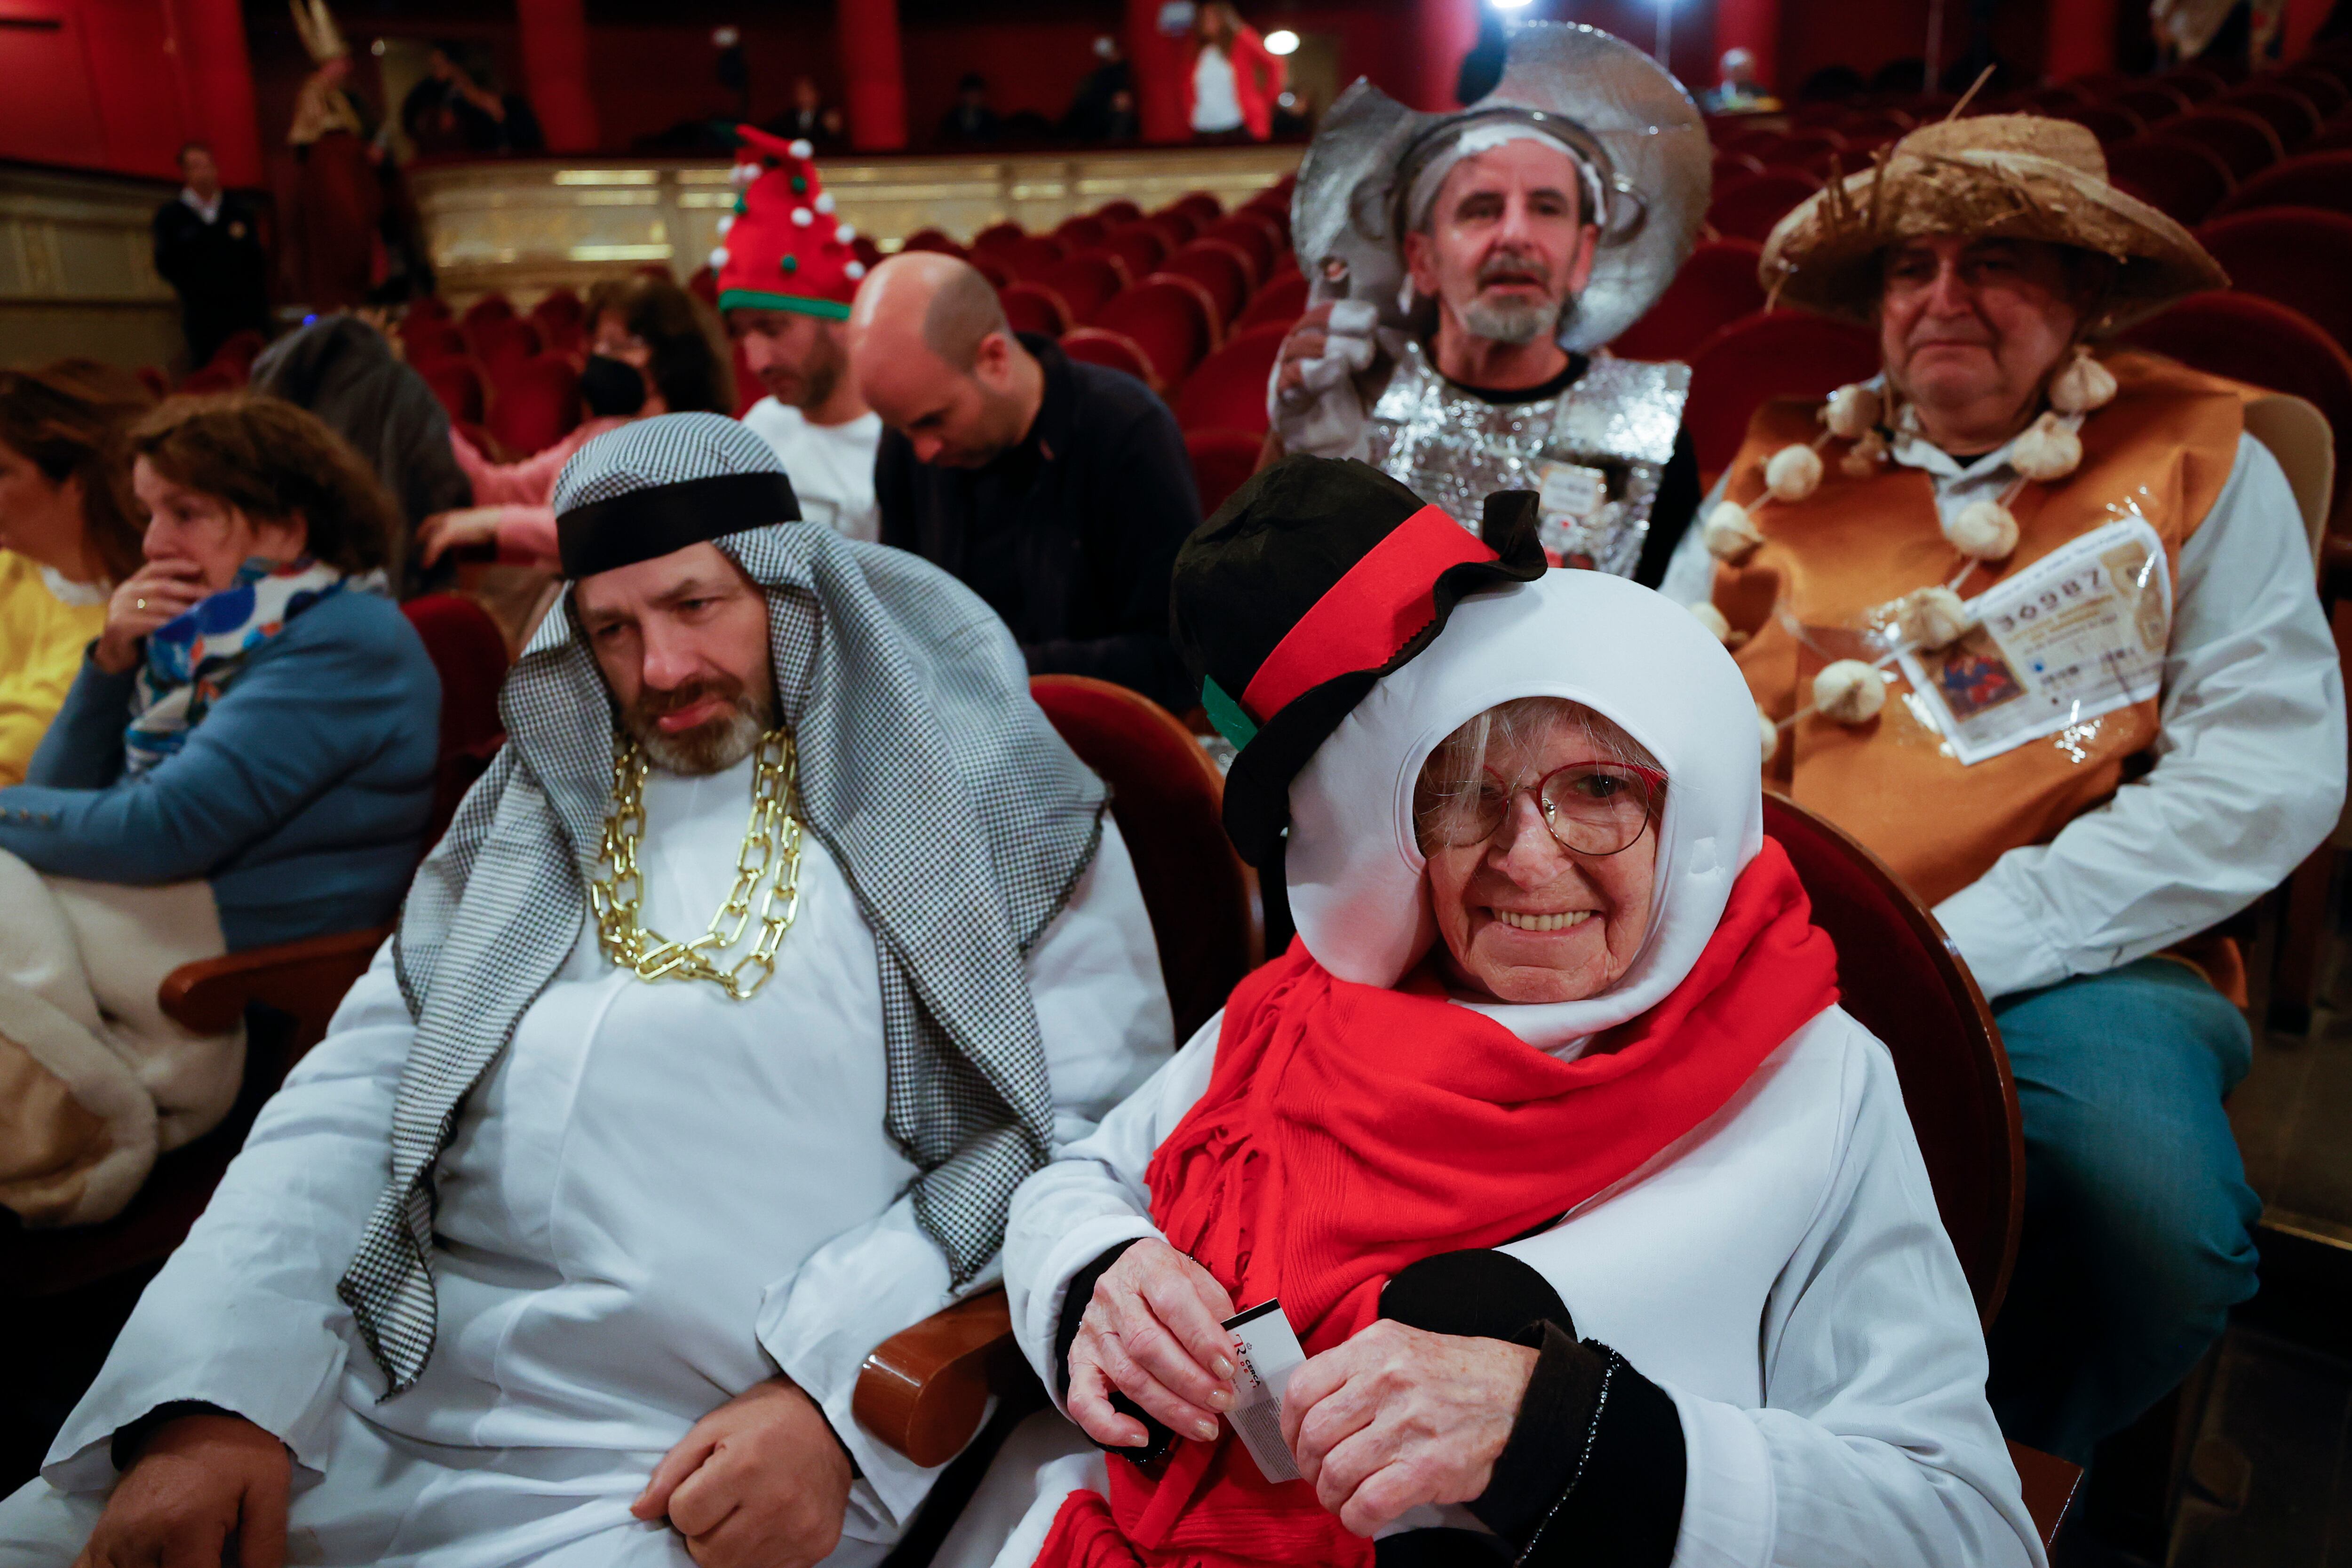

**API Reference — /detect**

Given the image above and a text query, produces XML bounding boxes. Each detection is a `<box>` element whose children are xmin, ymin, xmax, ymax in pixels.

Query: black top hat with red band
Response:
<box><xmin>1172</xmin><ymin>454</ymin><xmax>1546</xmax><ymax>867</ymax></box>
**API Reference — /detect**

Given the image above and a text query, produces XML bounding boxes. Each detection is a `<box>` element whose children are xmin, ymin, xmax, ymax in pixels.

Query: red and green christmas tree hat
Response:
<box><xmin>712</xmin><ymin>125</ymin><xmax>866</xmax><ymax>321</ymax></box>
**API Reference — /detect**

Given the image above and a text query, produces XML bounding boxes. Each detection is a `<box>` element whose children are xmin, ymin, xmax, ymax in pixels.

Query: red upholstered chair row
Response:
<box><xmin>1705</xmin><ymin>169</ymin><xmax>1822</xmax><ymax>243</ymax></box>
<box><xmin>1613</xmin><ymin>239</ymin><xmax>1768</xmax><ymax>363</ymax></box>
<box><xmin>2198</xmin><ymin>207</ymin><xmax>2352</xmax><ymax>351</ymax></box>
<box><xmin>1233</xmin><ymin>272</ymin><xmax>1308</xmax><ymax>333</ymax></box>
<box><xmin>2215</xmin><ymin>149</ymin><xmax>2352</xmax><ymax>217</ymax></box>
<box><xmin>1683</xmin><ymin>310</ymin><xmax>1882</xmax><ymax>478</ymax></box>
<box><xmin>485</xmin><ymin>353</ymin><xmax>583</xmax><ymax>459</ymax></box>
<box><xmin>1171</xmin><ymin>321</ymin><xmax>1288</xmax><ymax>436</ymax></box>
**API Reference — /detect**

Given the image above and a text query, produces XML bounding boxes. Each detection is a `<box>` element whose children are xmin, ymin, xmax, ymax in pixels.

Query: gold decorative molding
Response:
<box><xmin>410</xmin><ymin>145</ymin><xmax>1300</xmax><ymax>304</ymax></box>
<box><xmin>0</xmin><ymin>163</ymin><xmax>180</xmax><ymax>370</ymax></box>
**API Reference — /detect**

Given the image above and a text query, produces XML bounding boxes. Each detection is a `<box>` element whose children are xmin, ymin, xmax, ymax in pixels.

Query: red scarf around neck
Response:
<box><xmin>1037</xmin><ymin>839</ymin><xmax>1838</xmax><ymax>1568</ymax></box>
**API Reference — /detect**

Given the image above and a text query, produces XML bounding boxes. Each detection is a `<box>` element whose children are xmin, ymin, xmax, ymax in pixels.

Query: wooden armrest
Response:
<box><xmin>853</xmin><ymin>1286</ymin><xmax>1031</xmax><ymax>1468</ymax></box>
<box><xmin>158</xmin><ymin>925</ymin><xmax>391</xmax><ymax>1045</ymax></box>
<box><xmin>2006</xmin><ymin>1439</ymin><xmax>2082</xmax><ymax>1552</ymax></box>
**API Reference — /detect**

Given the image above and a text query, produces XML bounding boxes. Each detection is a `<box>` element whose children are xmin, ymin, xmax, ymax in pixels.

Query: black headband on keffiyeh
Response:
<box><xmin>552</xmin><ymin>414</ymin><xmax>801</xmax><ymax>579</ymax></box>
<box><xmin>339</xmin><ymin>414</ymin><xmax>1106</xmax><ymax>1396</ymax></box>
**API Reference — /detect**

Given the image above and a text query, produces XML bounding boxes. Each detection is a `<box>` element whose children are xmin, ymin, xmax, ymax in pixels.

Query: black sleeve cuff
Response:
<box><xmin>1050</xmin><ymin>1237</ymin><xmax>1176</xmax><ymax>1464</ymax></box>
<box><xmin>1470</xmin><ymin>1335</ymin><xmax>1685</xmax><ymax>1568</ymax></box>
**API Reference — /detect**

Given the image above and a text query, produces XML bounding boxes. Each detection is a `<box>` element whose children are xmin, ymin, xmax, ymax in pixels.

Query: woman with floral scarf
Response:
<box><xmin>0</xmin><ymin>394</ymin><xmax>438</xmax><ymax>1227</ymax></box>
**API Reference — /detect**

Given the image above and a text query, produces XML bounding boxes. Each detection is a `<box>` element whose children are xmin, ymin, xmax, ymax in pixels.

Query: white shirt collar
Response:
<box><xmin>182</xmin><ymin>188</ymin><xmax>223</xmax><ymax>224</ymax></box>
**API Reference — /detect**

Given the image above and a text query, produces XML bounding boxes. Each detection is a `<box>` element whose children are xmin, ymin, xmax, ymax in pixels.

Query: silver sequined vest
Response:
<box><xmin>1367</xmin><ymin>340</ymin><xmax>1690</xmax><ymax>579</ymax></box>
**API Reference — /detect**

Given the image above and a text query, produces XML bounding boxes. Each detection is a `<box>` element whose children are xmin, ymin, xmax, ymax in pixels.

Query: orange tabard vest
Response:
<box><xmin>1713</xmin><ymin>351</ymin><xmax>2252</xmax><ymax>909</ymax></box>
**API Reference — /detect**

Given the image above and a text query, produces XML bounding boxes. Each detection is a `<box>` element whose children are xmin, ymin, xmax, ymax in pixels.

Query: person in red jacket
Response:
<box><xmin>1184</xmin><ymin>3</ymin><xmax>1284</xmax><ymax>143</ymax></box>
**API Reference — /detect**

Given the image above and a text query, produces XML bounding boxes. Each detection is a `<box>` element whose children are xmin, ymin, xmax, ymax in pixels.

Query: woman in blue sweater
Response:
<box><xmin>0</xmin><ymin>393</ymin><xmax>439</xmax><ymax>1227</ymax></box>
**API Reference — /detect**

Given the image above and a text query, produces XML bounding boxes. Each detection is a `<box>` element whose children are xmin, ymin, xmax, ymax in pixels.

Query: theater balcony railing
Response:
<box><xmin>407</xmin><ymin>142</ymin><xmax>1300</xmax><ymax>302</ymax></box>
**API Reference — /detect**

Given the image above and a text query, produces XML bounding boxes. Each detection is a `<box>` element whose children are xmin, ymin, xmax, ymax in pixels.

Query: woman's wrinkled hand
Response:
<box><xmin>1065</xmin><ymin>1239</ymin><xmax>1240</xmax><ymax>1449</ymax></box>
<box><xmin>94</xmin><ymin>559</ymin><xmax>207</xmax><ymax>676</ymax></box>
<box><xmin>1280</xmin><ymin>1319</ymin><xmax>1538</xmax><ymax>1537</ymax></box>
<box><xmin>417</xmin><ymin>507</ymin><xmax>506</xmax><ymax>567</ymax></box>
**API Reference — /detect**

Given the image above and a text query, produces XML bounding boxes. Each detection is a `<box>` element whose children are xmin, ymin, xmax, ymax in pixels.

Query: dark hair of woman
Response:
<box><xmin>1198</xmin><ymin>1</ymin><xmax>1242</xmax><ymax>52</ymax></box>
<box><xmin>586</xmin><ymin>273</ymin><xmax>735</xmax><ymax>415</ymax></box>
<box><xmin>0</xmin><ymin>359</ymin><xmax>156</xmax><ymax>584</ymax></box>
<box><xmin>127</xmin><ymin>392</ymin><xmax>403</xmax><ymax>580</ymax></box>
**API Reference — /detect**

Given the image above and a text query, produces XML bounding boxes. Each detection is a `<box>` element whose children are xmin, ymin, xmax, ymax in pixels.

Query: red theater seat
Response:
<box><xmin>420</xmin><ymin>358</ymin><xmax>487</xmax><ymax>425</ymax></box>
<box><xmin>1172</xmin><ymin>321</ymin><xmax>1287</xmax><ymax>435</ymax></box>
<box><xmin>461</xmin><ymin>293</ymin><xmax>515</xmax><ymax>328</ymax></box>
<box><xmin>2164</xmin><ymin>65</ymin><xmax>2229</xmax><ymax>102</ymax></box>
<box><xmin>486</xmin><ymin>353</ymin><xmax>582</xmax><ymax>458</ymax></box>
<box><xmin>2224</xmin><ymin>84</ymin><xmax>2324</xmax><ymax>149</ymax></box>
<box><xmin>971</xmin><ymin>221</ymin><xmax>1027</xmax><ymax>255</ymax></box>
<box><xmin>2057</xmin><ymin>103</ymin><xmax>2144</xmax><ymax>146</ymax></box>
<box><xmin>1055</xmin><ymin>215</ymin><xmax>1109</xmax><ymax>251</ymax></box>
<box><xmin>1612</xmin><ymin>239</ymin><xmax>1768</xmax><ymax>363</ymax></box>
<box><xmin>1080</xmin><ymin>279</ymin><xmax>1215</xmax><ymax>390</ymax></box>
<box><xmin>1098</xmin><ymin>225</ymin><xmax>1170</xmax><ymax>283</ymax></box>
<box><xmin>1058</xmin><ymin>329</ymin><xmax>1154</xmax><ymax>385</ymax></box>
<box><xmin>899</xmin><ymin>228</ymin><xmax>963</xmax><ymax>256</ymax></box>
<box><xmin>2168</xmin><ymin>107</ymin><xmax>2287</xmax><ymax>178</ymax></box>
<box><xmin>466</xmin><ymin>317</ymin><xmax>542</xmax><ymax>382</ymax></box>
<box><xmin>964</xmin><ymin>252</ymin><xmax>1011</xmax><ymax>289</ymax></box>
<box><xmin>1147</xmin><ymin>207</ymin><xmax>1201</xmax><ymax>247</ymax></box>
<box><xmin>1684</xmin><ymin>310</ymin><xmax>1882</xmax><ymax>477</ymax></box>
<box><xmin>2107</xmin><ymin>135</ymin><xmax>2238</xmax><ymax>226</ymax></box>
<box><xmin>992</xmin><ymin>235</ymin><xmax>1064</xmax><ymax>283</ymax></box>
<box><xmin>1713</xmin><ymin>149</ymin><xmax>1766</xmax><ymax>181</ymax></box>
<box><xmin>1154</xmin><ymin>245</ymin><xmax>1251</xmax><ymax>331</ymax></box>
<box><xmin>686</xmin><ymin>266</ymin><xmax>718</xmax><ymax>307</ymax></box>
<box><xmin>1000</xmin><ymin>282</ymin><xmax>1070</xmax><ymax>338</ymax></box>
<box><xmin>1096</xmin><ymin>199</ymin><xmax>1143</xmax><ymax>225</ymax></box>
<box><xmin>2110</xmin><ymin>83</ymin><xmax>2193</xmax><ymax>125</ymax></box>
<box><xmin>530</xmin><ymin>290</ymin><xmax>586</xmax><ymax>355</ymax></box>
<box><xmin>1706</xmin><ymin>169</ymin><xmax>1822</xmax><ymax>243</ymax></box>
<box><xmin>1036</xmin><ymin>254</ymin><xmax>1126</xmax><ymax>323</ymax></box>
<box><xmin>1202</xmin><ymin>216</ymin><xmax>1278</xmax><ymax>285</ymax></box>
<box><xmin>2278</xmin><ymin>69</ymin><xmax>2351</xmax><ymax>119</ymax></box>
<box><xmin>2122</xmin><ymin>290</ymin><xmax>2352</xmax><ymax>531</ymax></box>
<box><xmin>406</xmin><ymin>294</ymin><xmax>451</xmax><ymax>322</ymax></box>
<box><xmin>2214</xmin><ymin>150</ymin><xmax>2352</xmax><ymax>217</ymax></box>
<box><xmin>1174</xmin><ymin>191</ymin><xmax>1224</xmax><ymax>226</ymax></box>
<box><xmin>2197</xmin><ymin>207</ymin><xmax>2352</xmax><ymax>349</ymax></box>
<box><xmin>1186</xmin><ymin>428</ymin><xmax>1264</xmax><ymax>515</ymax></box>
<box><xmin>1234</xmin><ymin>272</ymin><xmax>1309</xmax><ymax>333</ymax></box>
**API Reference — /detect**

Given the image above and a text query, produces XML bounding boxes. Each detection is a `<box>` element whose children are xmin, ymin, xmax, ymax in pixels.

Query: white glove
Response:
<box><xmin>1270</xmin><ymin>299</ymin><xmax>1379</xmax><ymax>460</ymax></box>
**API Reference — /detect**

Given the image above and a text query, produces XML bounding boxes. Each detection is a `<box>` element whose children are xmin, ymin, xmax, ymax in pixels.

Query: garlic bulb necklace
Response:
<box><xmin>1696</xmin><ymin>344</ymin><xmax>2122</xmax><ymax>756</ymax></box>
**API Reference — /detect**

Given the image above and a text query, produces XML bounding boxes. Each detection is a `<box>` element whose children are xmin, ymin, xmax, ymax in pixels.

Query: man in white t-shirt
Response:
<box><xmin>711</xmin><ymin>126</ymin><xmax>883</xmax><ymax>542</ymax></box>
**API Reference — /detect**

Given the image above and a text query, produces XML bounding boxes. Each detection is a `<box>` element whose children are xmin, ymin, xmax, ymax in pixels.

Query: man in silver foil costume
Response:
<box><xmin>1268</xmin><ymin>23</ymin><xmax>1709</xmax><ymax>585</ymax></box>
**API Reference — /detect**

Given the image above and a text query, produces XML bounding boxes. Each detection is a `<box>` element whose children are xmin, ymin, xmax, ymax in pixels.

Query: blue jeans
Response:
<box><xmin>1984</xmin><ymin>958</ymin><xmax>2261</xmax><ymax>1465</ymax></box>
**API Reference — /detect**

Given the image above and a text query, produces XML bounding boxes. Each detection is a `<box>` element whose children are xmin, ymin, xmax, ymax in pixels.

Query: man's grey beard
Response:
<box><xmin>1461</xmin><ymin>295</ymin><xmax>1564</xmax><ymax>346</ymax></box>
<box><xmin>626</xmin><ymin>691</ymin><xmax>773</xmax><ymax>775</ymax></box>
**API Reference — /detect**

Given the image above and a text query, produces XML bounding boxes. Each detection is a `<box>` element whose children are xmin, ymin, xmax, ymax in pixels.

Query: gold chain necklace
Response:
<box><xmin>586</xmin><ymin>729</ymin><xmax>803</xmax><ymax>1001</ymax></box>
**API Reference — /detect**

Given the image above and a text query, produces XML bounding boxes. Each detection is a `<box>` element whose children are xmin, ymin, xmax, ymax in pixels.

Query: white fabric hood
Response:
<box><xmin>1285</xmin><ymin>570</ymin><xmax>1764</xmax><ymax>1050</ymax></box>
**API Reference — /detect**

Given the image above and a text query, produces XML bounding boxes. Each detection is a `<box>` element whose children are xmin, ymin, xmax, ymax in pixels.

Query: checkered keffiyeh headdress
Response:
<box><xmin>338</xmin><ymin>414</ymin><xmax>1107</xmax><ymax>1396</ymax></box>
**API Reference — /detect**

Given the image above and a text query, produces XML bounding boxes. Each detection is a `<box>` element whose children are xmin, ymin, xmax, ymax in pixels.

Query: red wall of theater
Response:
<box><xmin>0</xmin><ymin>0</ymin><xmax>2309</xmax><ymax>183</ymax></box>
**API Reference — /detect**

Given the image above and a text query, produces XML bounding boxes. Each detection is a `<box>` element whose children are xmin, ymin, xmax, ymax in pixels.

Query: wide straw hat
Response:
<box><xmin>1759</xmin><ymin>113</ymin><xmax>2228</xmax><ymax>333</ymax></box>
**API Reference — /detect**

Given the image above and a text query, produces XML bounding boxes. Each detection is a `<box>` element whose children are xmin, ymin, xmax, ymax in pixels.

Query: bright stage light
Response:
<box><xmin>1491</xmin><ymin>0</ymin><xmax>1536</xmax><ymax>10</ymax></box>
<box><xmin>1264</xmin><ymin>29</ymin><xmax>1300</xmax><ymax>55</ymax></box>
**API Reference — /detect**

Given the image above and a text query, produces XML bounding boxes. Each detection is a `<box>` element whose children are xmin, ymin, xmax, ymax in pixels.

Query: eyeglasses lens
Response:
<box><xmin>1424</xmin><ymin>765</ymin><xmax>1656</xmax><ymax>854</ymax></box>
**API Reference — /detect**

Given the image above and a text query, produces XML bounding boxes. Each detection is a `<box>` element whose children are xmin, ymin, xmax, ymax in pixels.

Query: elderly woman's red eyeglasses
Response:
<box><xmin>1419</xmin><ymin>762</ymin><xmax>1666</xmax><ymax>856</ymax></box>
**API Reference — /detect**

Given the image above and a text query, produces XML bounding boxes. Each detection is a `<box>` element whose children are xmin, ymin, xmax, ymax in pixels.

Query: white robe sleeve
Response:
<box><xmin>1001</xmin><ymin>1013</ymin><xmax>1222</xmax><ymax>1405</ymax></box>
<box><xmin>1619</xmin><ymin>1023</ymin><xmax>2041</xmax><ymax>1568</ymax></box>
<box><xmin>1933</xmin><ymin>433</ymin><xmax>2347</xmax><ymax>999</ymax></box>
<box><xmin>41</xmin><ymin>939</ymin><xmax>415</xmax><ymax>1489</ymax></box>
<box><xmin>755</xmin><ymin>820</ymin><xmax>1174</xmax><ymax>1538</ymax></box>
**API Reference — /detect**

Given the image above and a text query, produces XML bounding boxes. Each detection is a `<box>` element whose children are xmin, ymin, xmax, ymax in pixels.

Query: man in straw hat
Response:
<box><xmin>1266</xmin><ymin>22</ymin><xmax>1708</xmax><ymax>585</ymax></box>
<box><xmin>1659</xmin><ymin>110</ymin><xmax>2346</xmax><ymax>1466</ymax></box>
<box><xmin>0</xmin><ymin>414</ymin><xmax>1172</xmax><ymax>1567</ymax></box>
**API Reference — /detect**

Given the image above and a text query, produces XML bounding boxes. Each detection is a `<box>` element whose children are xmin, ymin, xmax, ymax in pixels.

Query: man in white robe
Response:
<box><xmin>0</xmin><ymin>414</ymin><xmax>1172</xmax><ymax>1568</ymax></box>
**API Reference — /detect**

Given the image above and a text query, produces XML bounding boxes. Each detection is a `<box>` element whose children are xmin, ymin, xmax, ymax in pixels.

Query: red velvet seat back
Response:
<box><xmin>1172</xmin><ymin>322</ymin><xmax>1287</xmax><ymax>435</ymax></box>
<box><xmin>1090</xmin><ymin>280</ymin><xmax>1215</xmax><ymax>388</ymax></box>
<box><xmin>2169</xmin><ymin>107</ymin><xmax>2286</xmax><ymax>178</ymax></box>
<box><xmin>1612</xmin><ymin>239</ymin><xmax>1767</xmax><ymax>363</ymax></box>
<box><xmin>994</xmin><ymin>235</ymin><xmax>1065</xmax><ymax>283</ymax></box>
<box><xmin>400</xmin><ymin>594</ymin><xmax>511</xmax><ymax>849</ymax></box>
<box><xmin>486</xmin><ymin>353</ymin><xmax>583</xmax><ymax>459</ymax></box>
<box><xmin>1156</xmin><ymin>244</ymin><xmax>1251</xmax><ymax>330</ymax></box>
<box><xmin>2108</xmin><ymin>134</ymin><xmax>2238</xmax><ymax>226</ymax></box>
<box><xmin>1683</xmin><ymin>310</ymin><xmax>1882</xmax><ymax>477</ymax></box>
<box><xmin>1763</xmin><ymin>793</ymin><xmax>2022</xmax><ymax>1324</ymax></box>
<box><xmin>2198</xmin><ymin>207</ymin><xmax>2352</xmax><ymax>350</ymax></box>
<box><xmin>1705</xmin><ymin>169</ymin><xmax>1823</xmax><ymax>243</ymax></box>
<box><xmin>1031</xmin><ymin>675</ymin><xmax>1252</xmax><ymax>1044</ymax></box>
<box><xmin>2215</xmin><ymin>149</ymin><xmax>2352</xmax><ymax>218</ymax></box>
<box><xmin>1185</xmin><ymin>429</ymin><xmax>1263</xmax><ymax>515</ymax></box>
<box><xmin>1038</xmin><ymin>255</ymin><xmax>1127</xmax><ymax>324</ymax></box>
<box><xmin>420</xmin><ymin>359</ymin><xmax>487</xmax><ymax>425</ymax></box>
<box><xmin>1234</xmin><ymin>273</ymin><xmax>1308</xmax><ymax>334</ymax></box>
<box><xmin>1001</xmin><ymin>282</ymin><xmax>1071</xmax><ymax>338</ymax></box>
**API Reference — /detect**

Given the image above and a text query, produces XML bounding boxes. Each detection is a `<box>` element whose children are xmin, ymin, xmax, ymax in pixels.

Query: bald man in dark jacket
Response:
<box><xmin>853</xmin><ymin>253</ymin><xmax>1200</xmax><ymax>714</ymax></box>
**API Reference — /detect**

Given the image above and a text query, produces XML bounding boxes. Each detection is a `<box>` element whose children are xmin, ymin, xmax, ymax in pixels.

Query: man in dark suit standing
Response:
<box><xmin>151</xmin><ymin>143</ymin><xmax>271</xmax><ymax>370</ymax></box>
<box><xmin>848</xmin><ymin>251</ymin><xmax>1201</xmax><ymax>714</ymax></box>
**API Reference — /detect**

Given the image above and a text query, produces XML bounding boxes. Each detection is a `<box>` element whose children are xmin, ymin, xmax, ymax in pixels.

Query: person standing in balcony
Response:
<box><xmin>286</xmin><ymin>0</ymin><xmax>385</xmax><ymax>310</ymax></box>
<box><xmin>1186</xmin><ymin>2</ymin><xmax>1283</xmax><ymax>143</ymax></box>
<box><xmin>150</xmin><ymin>143</ymin><xmax>272</xmax><ymax>372</ymax></box>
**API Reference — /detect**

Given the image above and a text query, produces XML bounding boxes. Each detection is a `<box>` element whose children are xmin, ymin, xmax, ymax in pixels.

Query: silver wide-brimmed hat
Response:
<box><xmin>1291</xmin><ymin>22</ymin><xmax>1709</xmax><ymax>353</ymax></box>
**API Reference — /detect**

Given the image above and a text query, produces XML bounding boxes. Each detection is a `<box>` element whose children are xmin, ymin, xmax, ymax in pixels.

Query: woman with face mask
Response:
<box><xmin>0</xmin><ymin>393</ymin><xmax>438</xmax><ymax>1229</ymax></box>
<box><xmin>988</xmin><ymin>457</ymin><xmax>2043</xmax><ymax>1568</ymax></box>
<box><xmin>419</xmin><ymin>275</ymin><xmax>731</xmax><ymax>571</ymax></box>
